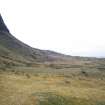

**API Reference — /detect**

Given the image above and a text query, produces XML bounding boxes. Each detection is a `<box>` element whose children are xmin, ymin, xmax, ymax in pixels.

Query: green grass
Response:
<box><xmin>33</xmin><ymin>92</ymin><xmax>89</xmax><ymax>105</ymax></box>
<box><xmin>32</xmin><ymin>92</ymin><xmax>105</xmax><ymax>105</ymax></box>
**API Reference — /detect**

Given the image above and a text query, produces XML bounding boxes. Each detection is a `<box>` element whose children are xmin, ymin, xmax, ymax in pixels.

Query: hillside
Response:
<box><xmin>0</xmin><ymin>14</ymin><xmax>73</xmax><ymax>67</ymax></box>
<box><xmin>0</xmin><ymin>14</ymin><xmax>105</xmax><ymax>69</ymax></box>
<box><xmin>0</xmin><ymin>14</ymin><xmax>105</xmax><ymax>105</ymax></box>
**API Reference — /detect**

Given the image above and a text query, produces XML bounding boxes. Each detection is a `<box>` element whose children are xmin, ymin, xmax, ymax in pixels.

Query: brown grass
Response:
<box><xmin>0</xmin><ymin>69</ymin><xmax>105</xmax><ymax>105</ymax></box>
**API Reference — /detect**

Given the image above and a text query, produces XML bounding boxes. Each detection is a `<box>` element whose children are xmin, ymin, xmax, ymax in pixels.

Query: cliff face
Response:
<box><xmin>0</xmin><ymin>15</ymin><xmax>9</xmax><ymax>33</ymax></box>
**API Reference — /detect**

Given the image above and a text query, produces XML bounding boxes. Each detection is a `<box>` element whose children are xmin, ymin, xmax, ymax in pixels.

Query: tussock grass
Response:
<box><xmin>0</xmin><ymin>68</ymin><xmax>105</xmax><ymax>105</ymax></box>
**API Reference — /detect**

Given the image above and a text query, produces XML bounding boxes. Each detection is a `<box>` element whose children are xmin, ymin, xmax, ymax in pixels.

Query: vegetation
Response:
<box><xmin>0</xmin><ymin>14</ymin><xmax>105</xmax><ymax>105</ymax></box>
<box><xmin>0</xmin><ymin>66</ymin><xmax>105</xmax><ymax>105</ymax></box>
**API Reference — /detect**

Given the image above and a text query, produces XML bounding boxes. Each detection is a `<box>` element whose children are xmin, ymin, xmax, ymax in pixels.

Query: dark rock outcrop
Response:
<box><xmin>0</xmin><ymin>14</ymin><xmax>9</xmax><ymax>33</ymax></box>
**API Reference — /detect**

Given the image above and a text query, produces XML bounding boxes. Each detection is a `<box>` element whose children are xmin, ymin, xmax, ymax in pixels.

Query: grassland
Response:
<box><xmin>0</xmin><ymin>66</ymin><xmax>105</xmax><ymax>105</ymax></box>
<box><xmin>0</xmin><ymin>14</ymin><xmax>105</xmax><ymax>105</ymax></box>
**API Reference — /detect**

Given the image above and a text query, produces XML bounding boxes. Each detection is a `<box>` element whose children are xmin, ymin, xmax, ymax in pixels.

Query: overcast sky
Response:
<box><xmin>0</xmin><ymin>0</ymin><xmax>105</xmax><ymax>57</ymax></box>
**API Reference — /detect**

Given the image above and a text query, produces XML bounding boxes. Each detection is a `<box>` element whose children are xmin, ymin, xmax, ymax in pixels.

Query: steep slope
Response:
<box><xmin>0</xmin><ymin>15</ymin><xmax>9</xmax><ymax>33</ymax></box>
<box><xmin>0</xmin><ymin>15</ymin><xmax>71</xmax><ymax>67</ymax></box>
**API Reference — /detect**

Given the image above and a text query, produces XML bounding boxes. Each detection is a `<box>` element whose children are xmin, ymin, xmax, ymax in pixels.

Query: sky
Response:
<box><xmin>0</xmin><ymin>0</ymin><xmax>105</xmax><ymax>57</ymax></box>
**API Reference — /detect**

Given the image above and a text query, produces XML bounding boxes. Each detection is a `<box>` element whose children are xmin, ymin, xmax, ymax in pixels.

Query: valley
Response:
<box><xmin>0</xmin><ymin>14</ymin><xmax>105</xmax><ymax>105</ymax></box>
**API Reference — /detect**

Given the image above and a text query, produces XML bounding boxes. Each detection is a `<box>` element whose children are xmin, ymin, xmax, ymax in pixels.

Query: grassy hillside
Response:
<box><xmin>0</xmin><ymin>14</ymin><xmax>72</xmax><ymax>66</ymax></box>
<box><xmin>0</xmin><ymin>14</ymin><xmax>105</xmax><ymax>69</ymax></box>
<box><xmin>0</xmin><ymin>30</ymin><xmax>74</xmax><ymax>67</ymax></box>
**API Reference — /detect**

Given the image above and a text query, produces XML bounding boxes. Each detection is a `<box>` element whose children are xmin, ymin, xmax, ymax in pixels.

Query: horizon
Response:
<box><xmin>1</xmin><ymin>0</ymin><xmax>105</xmax><ymax>57</ymax></box>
